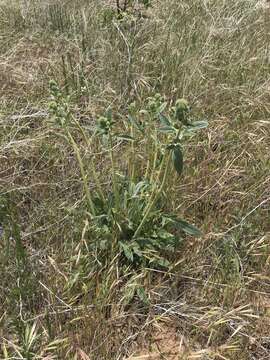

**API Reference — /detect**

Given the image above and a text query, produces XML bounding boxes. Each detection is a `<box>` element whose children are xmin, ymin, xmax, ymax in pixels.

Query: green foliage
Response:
<box><xmin>48</xmin><ymin>83</ymin><xmax>207</xmax><ymax>271</ymax></box>
<box><xmin>116</xmin><ymin>0</ymin><xmax>152</xmax><ymax>14</ymax></box>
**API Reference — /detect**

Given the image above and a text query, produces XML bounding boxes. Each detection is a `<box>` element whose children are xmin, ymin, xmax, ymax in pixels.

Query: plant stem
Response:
<box><xmin>150</xmin><ymin>132</ymin><xmax>158</xmax><ymax>184</ymax></box>
<box><xmin>72</xmin><ymin>116</ymin><xmax>106</xmax><ymax>203</ymax></box>
<box><xmin>66</xmin><ymin>130</ymin><xmax>96</xmax><ymax>215</ymax></box>
<box><xmin>144</xmin><ymin>158</ymin><xmax>150</xmax><ymax>180</ymax></box>
<box><xmin>133</xmin><ymin>150</ymin><xmax>171</xmax><ymax>239</ymax></box>
<box><xmin>109</xmin><ymin>132</ymin><xmax>120</xmax><ymax>212</ymax></box>
<box><xmin>130</xmin><ymin>124</ymin><xmax>135</xmax><ymax>182</ymax></box>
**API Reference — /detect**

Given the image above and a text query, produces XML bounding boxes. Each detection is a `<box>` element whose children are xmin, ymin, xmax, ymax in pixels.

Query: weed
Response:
<box><xmin>48</xmin><ymin>82</ymin><xmax>207</xmax><ymax>272</ymax></box>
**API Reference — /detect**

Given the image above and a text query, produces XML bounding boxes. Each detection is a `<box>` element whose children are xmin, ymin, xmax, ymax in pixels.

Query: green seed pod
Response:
<box><xmin>175</xmin><ymin>98</ymin><xmax>189</xmax><ymax>123</ymax></box>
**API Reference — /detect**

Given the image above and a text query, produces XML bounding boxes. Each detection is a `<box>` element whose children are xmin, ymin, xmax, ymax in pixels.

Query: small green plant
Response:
<box><xmin>12</xmin><ymin>322</ymin><xmax>40</xmax><ymax>360</ymax></box>
<box><xmin>97</xmin><ymin>0</ymin><xmax>152</xmax><ymax>26</ymax></box>
<box><xmin>116</xmin><ymin>0</ymin><xmax>152</xmax><ymax>16</ymax></box>
<box><xmin>48</xmin><ymin>82</ymin><xmax>207</xmax><ymax>270</ymax></box>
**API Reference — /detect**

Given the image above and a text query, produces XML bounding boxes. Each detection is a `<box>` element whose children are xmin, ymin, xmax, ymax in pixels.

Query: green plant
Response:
<box><xmin>49</xmin><ymin>80</ymin><xmax>104</xmax><ymax>215</ymax></box>
<box><xmin>116</xmin><ymin>0</ymin><xmax>152</xmax><ymax>16</ymax></box>
<box><xmin>14</xmin><ymin>322</ymin><xmax>40</xmax><ymax>360</ymax></box>
<box><xmin>49</xmin><ymin>83</ymin><xmax>207</xmax><ymax>270</ymax></box>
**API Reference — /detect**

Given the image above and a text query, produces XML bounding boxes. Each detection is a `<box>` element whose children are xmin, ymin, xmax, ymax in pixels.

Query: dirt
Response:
<box><xmin>126</xmin><ymin>325</ymin><xmax>186</xmax><ymax>360</ymax></box>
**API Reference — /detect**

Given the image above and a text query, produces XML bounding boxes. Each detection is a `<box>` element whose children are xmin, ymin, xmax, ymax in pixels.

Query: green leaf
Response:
<box><xmin>173</xmin><ymin>218</ymin><xmax>202</xmax><ymax>237</ymax></box>
<box><xmin>116</xmin><ymin>134</ymin><xmax>135</xmax><ymax>141</ymax></box>
<box><xmin>93</xmin><ymin>196</ymin><xmax>104</xmax><ymax>211</ymax></box>
<box><xmin>172</xmin><ymin>146</ymin><xmax>183</xmax><ymax>175</ymax></box>
<box><xmin>158</xmin><ymin>114</ymin><xmax>171</xmax><ymax>127</ymax></box>
<box><xmin>127</xmin><ymin>115</ymin><xmax>143</xmax><ymax>133</ymax></box>
<box><xmin>132</xmin><ymin>245</ymin><xmax>142</xmax><ymax>257</ymax></box>
<box><xmin>156</xmin><ymin>229</ymin><xmax>174</xmax><ymax>241</ymax></box>
<box><xmin>157</xmin><ymin>102</ymin><xmax>167</xmax><ymax>113</ymax></box>
<box><xmin>150</xmin><ymin>256</ymin><xmax>170</xmax><ymax>268</ymax></box>
<box><xmin>120</xmin><ymin>242</ymin><xmax>134</xmax><ymax>262</ymax></box>
<box><xmin>133</xmin><ymin>181</ymin><xmax>148</xmax><ymax>196</ymax></box>
<box><xmin>187</xmin><ymin>120</ymin><xmax>208</xmax><ymax>131</ymax></box>
<box><xmin>136</xmin><ymin>286</ymin><xmax>149</xmax><ymax>304</ymax></box>
<box><xmin>159</xmin><ymin>126</ymin><xmax>175</xmax><ymax>134</ymax></box>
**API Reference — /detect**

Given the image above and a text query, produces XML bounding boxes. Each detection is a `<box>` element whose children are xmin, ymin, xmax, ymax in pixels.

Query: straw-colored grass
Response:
<box><xmin>0</xmin><ymin>1</ymin><xmax>269</xmax><ymax>359</ymax></box>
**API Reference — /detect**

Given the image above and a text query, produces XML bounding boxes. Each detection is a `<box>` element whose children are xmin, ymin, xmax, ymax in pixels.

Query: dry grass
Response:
<box><xmin>0</xmin><ymin>0</ymin><xmax>270</xmax><ymax>359</ymax></box>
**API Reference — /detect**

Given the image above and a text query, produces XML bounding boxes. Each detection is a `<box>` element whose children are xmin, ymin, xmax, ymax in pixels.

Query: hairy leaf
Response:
<box><xmin>120</xmin><ymin>242</ymin><xmax>134</xmax><ymax>262</ymax></box>
<box><xmin>172</xmin><ymin>146</ymin><xmax>183</xmax><ymax>175</ymax></box>
<box><xmin>173</xmin><ymin>218</ymin><xmax>202</xmax><ymax>237</ymax></box>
